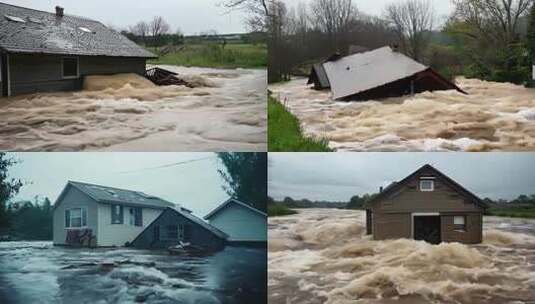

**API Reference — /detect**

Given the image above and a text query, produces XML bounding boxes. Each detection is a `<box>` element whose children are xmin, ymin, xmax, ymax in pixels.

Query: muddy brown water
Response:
<box><xmin>269</xmin><ymin>77</ymin><xmax>535</xmax><ymax>152</ymax></box>
<box><xmin>0</xmin><ymin>66</ymin><xmax>267</xmax><ymax>152</ymax></box>
<box><xmin>268</xmin><ymin>209</ymin><xmax>535</xmax><ymax>304</ymax></box>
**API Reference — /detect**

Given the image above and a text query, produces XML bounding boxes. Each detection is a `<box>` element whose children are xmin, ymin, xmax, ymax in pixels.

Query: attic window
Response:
<box><xmin>419</xmin><ymin>179</ymin><xmax>434</xmax><ymax>192</ymax></box>
<box><xmin>5</xmin><ymin>15</ymin><xmax>26</xmax><ymax>23</ymax></box>
<box><xmin>78</xmin><ymin>27</ymin><xmax>92</xmax><ymax>33</ymax></box>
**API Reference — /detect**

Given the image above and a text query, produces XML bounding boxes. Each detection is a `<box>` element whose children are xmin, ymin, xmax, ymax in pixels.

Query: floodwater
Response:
<box><xmin>0</xmin><ymin>66</ymin><xmax>267</xmax><ymax>152</ymax></box>
<box><xmin>0</xmin><ymin>243</ymin><xmax>267</xmax><ymax>304</ymax></box>
<box><xmin>268</xmin><ymin>209</ymin><xmax>535</xmax><ymax>304</ymax></box>
<box><xmin>269</xmin><ymin>77</ymin><xmax>535</xmax><ymax>151</ymax></box>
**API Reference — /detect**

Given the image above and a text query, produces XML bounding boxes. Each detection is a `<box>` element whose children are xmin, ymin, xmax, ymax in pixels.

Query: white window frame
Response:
<box><xmin>419</xmin><ymin>179</ymin><xmax>434</xmax><ymax>192</ymax></box>
<box><xmin>65</xmin><ymin>207</ymin><xmax>87</xmax><ymax>229</ymax></box>
<box><xmin>453</xmin><ymin>215</ymin><xmax>467</xmax><ymax>232</ymax></box>
<box><xmin>62</xmin><ymin>57</ymin><xmax>79</xmax><ymax>79</ymax></box>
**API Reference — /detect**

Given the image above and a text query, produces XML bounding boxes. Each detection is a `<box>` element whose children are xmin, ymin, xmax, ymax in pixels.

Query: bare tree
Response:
<box><xmin>310</xmin><ymin>0</ymin><xmax>358</xmax><ymax>51</ymax></box>
<box><xmin>130</xmin><ymin>21</ymin><xmax>149</xmax><ymax>44</ymax></box>
<box><xmin>222</xmin><ymin>0</ymin><xmax>273</xmax><ymax>31</ymax></box>
<box><xmin>150</xmin><ymin>16</ymin><xmax>171</xmax><ymax>38</ymax></box>
<box><xmin>385</xmin><ymin>0</ymin><xmax>435</xmax><ymax>62</ymax></box>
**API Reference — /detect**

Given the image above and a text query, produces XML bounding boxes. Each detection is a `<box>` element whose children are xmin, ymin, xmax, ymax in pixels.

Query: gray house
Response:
<box><xmin>130</xmin><ymin>207</ymin><xmax>228</xmax><ymax>251</ymax></box>
<box><xmin>53</xmin><ymin>181</ymin><xmax>176</xmax><ymax>247</ymax></box>
<box><xmin>0</xmin><ymin>3</ymin><xmax>156</xmax><ymax>96</ymax></box>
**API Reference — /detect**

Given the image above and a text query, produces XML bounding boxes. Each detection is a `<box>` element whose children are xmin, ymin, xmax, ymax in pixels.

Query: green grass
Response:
<box><xmin>487</xmin><ymin>208</ymin><xmax>535</xmax><ymax>219</ymax></box>
<box><xmin>148</xmin><ymin>43</ymin><xmax>267</xmax><ymax>69</ymax></box>
<box><xmin>268</xmin><ymin>204</ymin><xmax>298</xmax><ymax>217</ymax></box>
<box><xmin>268</xmin><ymin>96</ymin><xmax>332</xmax><ymax>152</ymax></box>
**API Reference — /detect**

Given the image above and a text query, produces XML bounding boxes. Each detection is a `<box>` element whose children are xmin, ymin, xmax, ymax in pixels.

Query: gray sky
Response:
<box><xmin>268</xmin><ymin>153</ymin><xmax>535</xmax><ymax>202</ymax></box>
<box><xmin>7</xmin><ymin>153</ymin><xmax>230</xmax><ymax>217</ymax></box>
<box><xmin>2</xmin><ymin>0</ymin><xmax>249</xmax><ymax>35</ymax></box>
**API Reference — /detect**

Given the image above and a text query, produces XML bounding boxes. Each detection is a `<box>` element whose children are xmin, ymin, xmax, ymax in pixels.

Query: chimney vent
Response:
<box><xmin>379</xmin><ymin>186</ymin><xmax>383</xmax><ymax>193</ymax></box>
<box><xmin>55</xmin><ymin>6</ymin><xmax>64</xmax><ymax>17</ymax></box>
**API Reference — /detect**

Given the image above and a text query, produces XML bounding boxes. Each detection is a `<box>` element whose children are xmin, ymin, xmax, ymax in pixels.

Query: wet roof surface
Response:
<box><xmin>323</xmin><ymin>46</ymin><xmax>427</xmax><ymax>100</ymax></box>
<box><xmin>166</xmin><ymin>207</ymin><xmax>229</xmax><ymax>239</ymax></box>
<box><xmin>0</xmin><ymin>2</ymin><xmax>156</xmax><ymax>58</ymax></box>
<box><xmin>69</xmin><ymin>181</ymin><xmax>175</xmax><ymax>209</ymax></box>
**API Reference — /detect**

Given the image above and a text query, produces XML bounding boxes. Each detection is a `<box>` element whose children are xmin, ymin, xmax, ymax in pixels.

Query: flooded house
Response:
<box><xmin>53</xmin><ymin>181</ymin><xmax>175</xmax><ymax>247</ymax></box>
<box><xmin>204</xmin><ymin>198</ymin><xmax>267</xmax><ymax>245</ymax></box>
<box><xmin>307</xmin><ymin>46</ymin><xmax>466</xmax><ymax>101</ymax></box>
<box><xmin>364</xmin><ymin>164</ymin><xmax>487</xmax><ymax>244</ymax></box>
<box><xmin>130</xmin><ymin>207</ymin><xmax>228</xmax><ymax>251</ymax></box>
<box><xmin>0</xmin><ymin>3</ymin><xmax>156</xmax><ymax>97</ymax></box>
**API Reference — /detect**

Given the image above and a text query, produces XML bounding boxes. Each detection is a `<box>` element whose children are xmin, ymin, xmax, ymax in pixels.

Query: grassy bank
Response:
<box><xmin>268</xmin><ymin>95</ymin><xmax>332</xmax><ymax>152</ymax></box>
<box><xmin>487</xmin><ymin>208</ymin><xmax>535</xmax><ymax>219</ymax></box>
<box><xmin>149</xmin><ymin>43</ymin><xmax>267</xmax><ymax>69</ymax></box>
<box><xmin>268</xmin><ymin>204</ymin><xmax>298</xmax><ymax>217</ymax></box>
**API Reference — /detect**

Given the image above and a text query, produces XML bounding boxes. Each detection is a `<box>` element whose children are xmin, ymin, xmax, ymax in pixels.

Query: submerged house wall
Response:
<box><xmin>208</xmin><ymin>203</ymin><xmax>267</xmax><ymax>243</ymax></box>
<box><xmin>8</xmin><ymin>54</ymin><xmax>146</xmax><ymax>96</ymax></box>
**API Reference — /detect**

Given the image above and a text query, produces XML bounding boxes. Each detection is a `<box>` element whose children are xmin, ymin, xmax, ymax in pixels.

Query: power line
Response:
<box><xmin>114</xmin><ymin>156</ymin><xmax>217</xmax><ymax>174</ymax></box>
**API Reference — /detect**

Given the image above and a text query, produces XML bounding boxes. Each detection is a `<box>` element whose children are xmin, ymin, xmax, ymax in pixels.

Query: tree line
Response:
<box><xmin>268</xmin><ymin>192</ymin><xmax>378</xmax><ymax>210</ymax></box>
<box><xmin>264</xmin><ymin>0</ymin><xmax>535</xmax><ymax>85</ymax></box>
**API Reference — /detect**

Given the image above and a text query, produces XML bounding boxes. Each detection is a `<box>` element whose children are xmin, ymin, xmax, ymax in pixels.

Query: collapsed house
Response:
<box><xmin>0</xmin><ymin>3</ymin><xmax>156</xmax><ymax>96</ymax></box>
<box><xmin>307</xmin><ymin>46</ymin><xmax>467</xmax><ymax>101</ymax></box>
<box><xmin>364</xmin><ymin>164</ymin><xmax>487</xmax><ymax>245</ymax></box>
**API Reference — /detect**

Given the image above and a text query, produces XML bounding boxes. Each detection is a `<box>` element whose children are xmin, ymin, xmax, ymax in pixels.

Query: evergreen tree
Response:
<box><xmin>0</xmin><ymin>153</ymin><xmax>23</xmax><ymax>232</ymax></box>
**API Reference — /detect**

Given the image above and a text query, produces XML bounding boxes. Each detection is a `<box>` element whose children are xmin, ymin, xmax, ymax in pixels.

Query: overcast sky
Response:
<box><xmin>268</xmin><ymin>153</ymin><xmax>535</xmax><ymax>202</ymax></box>
<box><xmin>2</xmin><ymin>0</ymin><xmax>248</xmax><ymax>35</ymax></box>
<box><xmin>7</xmin><ymin>153</ymin><xmax>230</xmax><ymax>217</ymax></box>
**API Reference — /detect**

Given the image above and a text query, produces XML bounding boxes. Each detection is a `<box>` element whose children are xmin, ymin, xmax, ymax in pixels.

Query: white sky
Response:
<box><xmin>7</xmin><ymin>153</ymin><xmax>230</xmax><ymax>217</ymax></box>
<box><xmin>269</xmin><ymin>153</ymin><xmax>535</xmax><ymax>202</ymax></box>
<box><xmin>1</xmin><ymin>0</ymin><xmax>249</xmax><ymax>35</ymax></box>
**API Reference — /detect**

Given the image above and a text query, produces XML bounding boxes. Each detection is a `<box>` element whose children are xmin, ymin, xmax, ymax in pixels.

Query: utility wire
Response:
<box><xmin>114</xmin><ymin>156</ymin><xmax>217</xmax><ymax>174</ymax></box>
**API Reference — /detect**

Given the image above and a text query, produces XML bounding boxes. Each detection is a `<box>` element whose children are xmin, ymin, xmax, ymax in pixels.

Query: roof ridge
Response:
<box><xmin>0</xmin><ymin>2</ymin><xmax>99</xmax><ymax>23</ymax></box>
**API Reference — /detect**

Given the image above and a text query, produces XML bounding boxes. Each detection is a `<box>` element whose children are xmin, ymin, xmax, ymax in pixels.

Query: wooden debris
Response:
<box><xmin>144</xmin><ymin>67</ymin><xmax>194</xmax><ymax>88</ymax></box>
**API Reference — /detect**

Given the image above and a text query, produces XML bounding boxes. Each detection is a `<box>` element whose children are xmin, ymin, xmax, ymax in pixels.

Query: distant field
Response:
<box><xmin>148</xmin><ymin>43</ymin><xmax>267</xmax><ymax>69</ymax></box>
<box><xmin>487</xmin><ymin>207</ymin><xmax>535</xmax><ymax>219</ymax></box>
<box><xmin>268</xmin><ymin>204</ymin><xmax>298</xmax><ymax>217</ymax></box>
<box><xmin>268</xmin><ymin>95</ymin><xmax>332</xmax><ymax>152</ymax></box>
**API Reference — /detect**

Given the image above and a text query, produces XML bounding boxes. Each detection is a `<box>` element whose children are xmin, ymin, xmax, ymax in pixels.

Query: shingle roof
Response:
<box><xmin>67</xmin><ymin>181</ymin><xmax>175</xmax><ymax>209</ymax></box>
<box><xmin>0</xmin><ymin>2</ymin><xmax>156</xmax><ymax>58</ymax></box>
<box><xmin>168</xmin><ymin>207</ymin><xmax>228</xmax><ymax>239</ymax></box>
<box><xmin>204</xmin><ymin>198</ymin><xmax>267</xmax><ymax>220</ymax></box>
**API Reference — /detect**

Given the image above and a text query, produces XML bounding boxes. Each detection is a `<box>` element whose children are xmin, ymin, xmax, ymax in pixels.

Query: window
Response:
<box><xmin>420</xmin><ymin>180</ymin><xmax>434</xmax><ymax>192</ymax></box>
<box><xmin>111</xmin><ymin>204</ymin><xmax>123</xmax><ymax>224</ymax></box>
<box><xmin>65</xmin><ymin>208</ymin><xmax>87</xmax><ymax>228</ymax></box>
<box><xmin>129</xmin><ymin>207</ymin><xmax>142</xmax><ymax>226</ymax></box>
<box><xmin>162</xmin><ymin>225</ymin><xmax>178</xmax><ymax>240</ymax></box>
<box><xmin>178</xmin><ymin>224</ymin><xmax>185</xmax><ymax>241</ymax></box>
<box><xmin>454</xmin><ymin>216</ymin><xmax>466</xmax><ymax>231</ymax></box>
<box><xmin>5</xmin><ymin>15</ymin><xmax>26</xmax><ymax>23</ymax></box>
<box><xmin>62</xmin><ymin>57</ymin><xmax>79</xmax><ymax>79</ymax></box>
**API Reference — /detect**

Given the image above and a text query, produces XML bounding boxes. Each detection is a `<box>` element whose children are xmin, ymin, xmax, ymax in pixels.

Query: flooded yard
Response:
<box><xmin>269</xmin><ymin>77</ymin><xmax>535</xmax><ymax>152</ymax></box>
<box><xmin>0</xmin><ymin>243</ymin><xmax>266</xmax><ymax>304</ymax></box>
<box><xmin>0</xmin><ymin>66</ymin><xmax>267</xmax><ymax>152</ymax></box>
<box><xmin>268</xmin><ymin>209</ymin><xmax>535</xmax><ymax>304</ymax></box>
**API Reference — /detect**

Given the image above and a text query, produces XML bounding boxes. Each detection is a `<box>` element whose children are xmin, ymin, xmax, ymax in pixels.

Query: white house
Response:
<box><xmin>53</xmin><ymin>181</ymin><xmax>178</xmax><ymax>247</ymax></box>
<box><xmin>204</xmin><ymin>198</ymin><xmax>267</xmax><ymax>244</ymax></box>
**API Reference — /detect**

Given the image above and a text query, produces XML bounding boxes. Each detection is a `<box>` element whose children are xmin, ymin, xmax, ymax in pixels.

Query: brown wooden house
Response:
<box><xmin>364</xmin><ymin>164</ymin><xmax>487</xmax><ymax>244</ymax></box>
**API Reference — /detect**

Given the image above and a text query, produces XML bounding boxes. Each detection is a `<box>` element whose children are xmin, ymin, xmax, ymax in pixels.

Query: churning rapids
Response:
<box><xmin>0</xmin><ymin>66</ymin><xmax>267</xmax><ymax>151</ymax></box>
<box><xmin>269</xmin><ymin>77</ymin><xmax>535</xmax><ymax>151</ymax></box>
<box><xmin>268</xmin><ymin>209</ymin><xmax>535</xmax><ymax>304</ymax></box>
<box><xmin>0</xmin><ymin>243</ymin><xmax>266</xmax><ymax>304</ymax></box>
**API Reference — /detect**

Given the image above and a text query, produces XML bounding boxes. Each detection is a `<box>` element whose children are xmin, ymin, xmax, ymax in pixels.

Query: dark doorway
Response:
<box><xmin>1</xmin><ymin>54</ymin><xmax>7</xmax><ymax>97</ymax></box>
<box><xmin>414</xmin><ymin>216</ymin><xmax>441</xmax><ymax>244</ymax></box>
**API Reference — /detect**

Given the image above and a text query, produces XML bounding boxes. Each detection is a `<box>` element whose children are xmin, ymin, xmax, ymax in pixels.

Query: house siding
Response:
<box><xmin>8</xmin><ymin>54</ymin><xmax>146</xmax><ymax>96</ymax></box>
<box><xmin>208</xmin><ymin>204</ymin><xmax>267</xmax><ymax>242</ymax></box>
<box><xmin>97</xmin><ymin>204</ymin><xmax>162</xmax><ymax>247</ymax></box>
<box><xmin>131</xmin><ymin>209</ymin><xmax>226</xmax><ymax>251</ymax></box>
<box><xmin>370</xmin><ymin>166</ymin><xmax>485</xmax><ymax>244</ymax></box>
<box><xmin>53</xmin><ymin>185</ymin><xmax>99</xmax><ymax>245</ymax></box>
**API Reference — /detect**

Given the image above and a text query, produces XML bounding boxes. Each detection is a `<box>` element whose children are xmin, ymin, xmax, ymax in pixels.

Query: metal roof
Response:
<box><xmin>0</xmin><ymin>2</ymin><xmax>156</xmax><ymax>58</ymax></box>
<box><xmin>204</xmin><ymin>198</ymin><xmax>267</xmax><ymax>220</ymax></box>
<box><xmin>322</xmin><ymin>46</ymin><xmax>428</xmax><ymax>100</ymax></box>
<box><xmin>312</xmin><ymin>63</ymin><xmax>330</xmax><ymax>88</ymax></box>
<box><xmin>66</xmin><ymin>181</ymin><xmax>176</xmax><ymax>209</ymax></box>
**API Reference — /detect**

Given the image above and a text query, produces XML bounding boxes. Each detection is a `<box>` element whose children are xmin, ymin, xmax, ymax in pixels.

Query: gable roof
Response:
<box><xmin>307</xmin><ymin>63</ymin><xmax>331</xmax><ymax>88</ymax></box>
<box><xmin>204</xmin><ymin>198</ymin><xmax>267</xmax><ymax>220</ymax></box>
<box><xmin>55</xmin><ymin>181</ymin><xmax>175</xmax><ymax>210</ymax></box>
<box><xmin>321</xmin><ymin>46</ymin><xmax>464</xmax><ymax>100</ymax></box>
<box><xmin>0</xmin><ymin>3</ymin><xmax>156</xmax><ymax>58</ymax></box>
<box><xmin>365</xmin><ymin>164</ymin><xmax>488</xmax><ymax>209</ymax></box>
<box><xmin>130</xmin><ymin>207</ymin><xmax>229</xmax><ymax>245</ymax></box>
